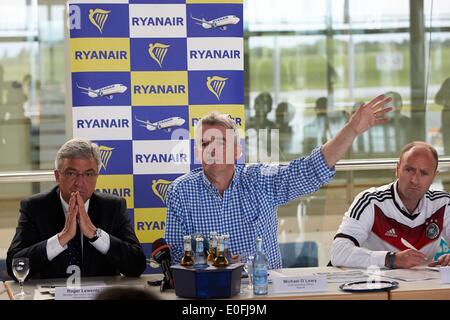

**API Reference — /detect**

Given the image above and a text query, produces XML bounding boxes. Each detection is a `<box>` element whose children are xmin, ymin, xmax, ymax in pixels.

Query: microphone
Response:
<box><xmin>151</xmin><ymin>238</ymin><xmax>174</xmax><ymax>291</ymax></box>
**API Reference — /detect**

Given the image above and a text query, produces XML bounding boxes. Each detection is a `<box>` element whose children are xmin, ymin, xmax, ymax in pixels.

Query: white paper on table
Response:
<box><xmin>374</xmin><ymin>268</ymin><xmax>440</xmax><ymax>282</ymax></box>
<box><xmin>313</xmin><ymin>270</ymin><xmax>369</xmax><ymax>283</ymax></box>
<box><xmin>34</xmin><ymin>289</ymin><xmax>55</xmax><ymax>300</ymax></box>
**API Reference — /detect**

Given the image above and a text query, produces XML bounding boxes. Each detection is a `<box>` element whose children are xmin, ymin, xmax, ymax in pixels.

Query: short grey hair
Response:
<box><xmin>195</xmin><ymin>111</ymin><xmax>240</xmax><ymax>145</ymax></box>
<box><xmin>55</xmin><ymin>138</ymin><xmax>101</xmax><ymax>171</ymax></box>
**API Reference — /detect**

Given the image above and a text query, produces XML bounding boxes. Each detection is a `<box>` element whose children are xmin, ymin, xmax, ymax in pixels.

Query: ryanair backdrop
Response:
<box><xmin>68</xmin><ymin>0</ymin><xmax>243</xmax><ymax>273</ymax></box>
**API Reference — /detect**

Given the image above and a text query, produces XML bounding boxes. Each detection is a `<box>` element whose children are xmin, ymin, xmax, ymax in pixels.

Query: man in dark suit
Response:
<box><xmin>7</xmin><ymin>138</ymin><xmax>146</xmax><ymax>279</ymax></box>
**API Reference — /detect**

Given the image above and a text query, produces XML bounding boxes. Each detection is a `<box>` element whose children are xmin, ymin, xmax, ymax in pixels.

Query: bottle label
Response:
<box><xmin>253</xmin><ymin>267</ymin><xmax>268</xmax><ymax>286</ymax></box>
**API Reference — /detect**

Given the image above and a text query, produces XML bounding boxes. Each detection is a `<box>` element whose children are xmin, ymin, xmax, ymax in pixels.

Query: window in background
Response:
<box><xmin>0</xmin><ymin>1</ymin><xmax>66</xmax><ymax>254</ymax></box>
<box><xmin>245</xmin><ymin>0</ymin><xmax>450</xmax><ymax>162</ymax></box>
<box><xmin>245</xmin><ymin>0</ymin><xmax>450</xmax><ymax>266</ymax></box>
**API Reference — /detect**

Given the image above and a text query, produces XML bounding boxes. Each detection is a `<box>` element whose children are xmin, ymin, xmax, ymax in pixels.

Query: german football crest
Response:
<box><xmin>426</xmin><ymin>222</ymin><xmax>440</xmax><ymax>240</ymax></box>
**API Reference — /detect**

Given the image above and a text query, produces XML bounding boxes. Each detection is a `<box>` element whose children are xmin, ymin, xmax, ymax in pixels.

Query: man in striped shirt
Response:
<box><xmin>166</xmin><ymin>95</ymin><xmax>392</xmax><ymax>269</ymax></box>
<box><xmin>331</xmin><ymin>141</ymin><xmax>450</xmax><ymax>269</ymax></box>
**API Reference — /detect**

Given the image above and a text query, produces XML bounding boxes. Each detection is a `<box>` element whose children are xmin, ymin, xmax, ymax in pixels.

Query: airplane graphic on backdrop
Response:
<box><xmin>190</xmin><ymin>14</ymin><xmax>240</xmax><ymax>31</ymax></box>
<box><xmin>76</xmin><ymin>83</ymin><xmax>127</xmax><ymax>100</ymax></box>
<box><xmin>135</xmin><ymin>116</ymin><xmax>185</xmax><ymax>132</ymax></box>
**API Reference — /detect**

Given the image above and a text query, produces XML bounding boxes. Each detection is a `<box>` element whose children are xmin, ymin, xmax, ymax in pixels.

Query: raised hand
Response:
<box><xmin>348</xmin><ymin>94</ymin><xmax>393</xmax><ymax>135</ymax></box>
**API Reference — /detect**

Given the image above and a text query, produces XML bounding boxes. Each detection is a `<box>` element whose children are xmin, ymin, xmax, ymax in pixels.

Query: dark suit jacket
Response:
<box><xmin>6</xmin><ymin>186</ymin><xmax>146</xmax><ymax>279</ymax></box>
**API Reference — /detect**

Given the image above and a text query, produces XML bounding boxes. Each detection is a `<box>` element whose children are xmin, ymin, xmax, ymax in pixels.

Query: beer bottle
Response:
<box><xmin>180</xmin><ymin>235</ymin><xmax>194</xmax><ymax>267</ymax></box>
<box><xmin>207</xmin><ymin>231</ymin><xmax>218</xmax><ymax>264</ymax></box>
<box><xmin>213</xmin><ymin>235</ymin><xmax>229</xmax><ymax>267</ymax></box>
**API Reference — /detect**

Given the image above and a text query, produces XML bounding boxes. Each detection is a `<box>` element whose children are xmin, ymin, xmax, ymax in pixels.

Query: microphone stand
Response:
<box><xmin>160</xmin><ymin>275</ymin><xmax>171</xmax><ymax>292</ymax></box>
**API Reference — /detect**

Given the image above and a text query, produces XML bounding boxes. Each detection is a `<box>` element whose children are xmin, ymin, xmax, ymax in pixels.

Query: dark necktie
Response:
<box><xmin>66</xmin><ymin>226</ymin><xmax>82</xmax><ymax>269</ymax></box>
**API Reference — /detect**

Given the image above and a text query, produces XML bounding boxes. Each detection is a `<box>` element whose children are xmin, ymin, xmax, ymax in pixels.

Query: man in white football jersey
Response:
<box><xmin>331</xmin><ymin>141</ymin><xmax>450</xmax><ymax>269</ymax></box>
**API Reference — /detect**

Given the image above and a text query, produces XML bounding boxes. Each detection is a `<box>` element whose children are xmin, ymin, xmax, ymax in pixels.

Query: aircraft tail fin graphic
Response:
<box><xmin>190</xmin><ymin>13</ymin><xmax>210</xmax><ymax>25</ymax></box>
<box><xmin>76</xmin><ymin>83</ymin><xmax>95</xmax><ymax>93</ymax></box>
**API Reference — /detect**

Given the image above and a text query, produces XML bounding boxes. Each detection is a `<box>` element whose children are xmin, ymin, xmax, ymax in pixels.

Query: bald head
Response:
<box><xmin>396</xmin><ymin>142</ymin><xmax>439</xmax><ymax>211</ymax></box>
<box><xmin>399</xmin><ymin>142</ymin><xmax>438</xmax><ymax>171</ymax></box>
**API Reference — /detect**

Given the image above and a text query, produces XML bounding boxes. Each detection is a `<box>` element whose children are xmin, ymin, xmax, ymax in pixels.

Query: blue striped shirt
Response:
<box><xmin>164</xmin><ymin>147</ymin><xmax>335</xmax><ymax>269</ymax></box>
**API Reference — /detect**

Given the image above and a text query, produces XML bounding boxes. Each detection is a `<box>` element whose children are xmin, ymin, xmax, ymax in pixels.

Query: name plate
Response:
<box><xmin>55</xmin><ymin>285</ymin><xmax>108</xmax><ymax>300</ymax></box>
<box><xmin>272</xmin><ymin>275</ymin><xmax>328</xmax><ymax>293</ymax></box>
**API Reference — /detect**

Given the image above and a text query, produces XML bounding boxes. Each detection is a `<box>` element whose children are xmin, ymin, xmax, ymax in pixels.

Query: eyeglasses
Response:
<box><xmin>60</xmin><ymin>171</ymin><xmax>99</xmax><ymax>181</ymax></box>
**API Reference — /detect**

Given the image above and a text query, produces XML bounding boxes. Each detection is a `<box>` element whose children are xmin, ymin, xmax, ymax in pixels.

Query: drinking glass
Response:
<box><xmin>12</xmin><ymin>257</ymin><xmax>30</xmax><ymax>299</ymax></box>
<box><xmin>240</xmin><ymin>253</ymin><xmax>254</xmax><ymax>293</ymax></box>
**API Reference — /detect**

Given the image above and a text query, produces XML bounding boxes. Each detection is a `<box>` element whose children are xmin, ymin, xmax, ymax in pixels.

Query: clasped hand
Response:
<box><xmin>57</xmin><ymin>191</ymin><xmax>96</xmax><ymax>246</ymax></box>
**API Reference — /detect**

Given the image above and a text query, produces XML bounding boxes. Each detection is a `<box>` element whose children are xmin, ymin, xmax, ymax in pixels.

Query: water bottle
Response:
<box><xmin>252</xmin><ymin>237</ymin><xmax>268</xmax><ymax>295</ymax></box>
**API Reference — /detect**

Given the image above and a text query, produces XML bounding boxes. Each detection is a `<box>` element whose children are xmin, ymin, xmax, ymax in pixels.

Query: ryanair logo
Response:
<box><xmin>133</xmin><ymin>134</ymin><xmax>190</xmax><ymax>174</ymax></box>
<box><xmin>131</xmin><ymin>71</ymin><xmax>188</xmax><ymax>106</ymax></box>
<box><xmin>89</xmin><ymin>8</ymin><xmax>110</xmax><ymax>33</ymax></box>
<box><xmin>74</xmin><ymin>50</ymin><xmax>127</xmax><ymax>60</ymax></box>
<box><xmin>189</xmin><ymin>49</ymin><xmax>240</xmax><ymax>60</ymax></box>
<box><xmin>129</xmin><ymin>5</ymin><xmax>187</xmax><ymax>38</ymax></box>
<box><xmin>151</xmin><ymin>179</ymin><xmax>172</xmax><ymax>204</ymax></box>
<box><xmin>76</xmin><ymin>118</ymin><xmax>129</xmax><ymax>129</ymax></box>
<box><xmin>98</xmin><ymin>145</ymin><xmax>114</xmax><ymax>170</ymax></box>
<box><xmin>135</xmin><ymin>153</ymin><xmax>188</xmax><ymax>163</ymax></box>
<box><xmin>131</xmin><ymin>16</ymin><xmax>184</xmax><ymax>27</ymax></box>
<box><xmin>133</xmin><ymin>84</ymin><xmax>185</xmax><ymax>95</ymax></box>
<box><xmin>148</xmin><ymin>43</ymin><xmax>170</xmax><ymax>68</ymax></box>
<box><xmin>206</xmin><ymin>76</ymin><xmax>228</xmax><ymax>100</ymax></box>
<box><xmin>70</xmin><ymin>38</ymin><xmax>130</xmax><ymax>72</ymax></box>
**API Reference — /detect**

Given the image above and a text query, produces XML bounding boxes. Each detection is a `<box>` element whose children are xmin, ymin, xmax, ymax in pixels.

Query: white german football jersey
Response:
<box><xmin>331</xmin><ymin>181</ymin><xmax>450</xmax><ymax>268</ymax></box>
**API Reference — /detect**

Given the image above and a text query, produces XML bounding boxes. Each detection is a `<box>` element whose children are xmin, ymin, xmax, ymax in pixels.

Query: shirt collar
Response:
<box><xmin>393</xmin><ymin>180</ymin><xmax>424</xmax><ymax>215</ymax></box>
<box><xmin>201</xmin><ymin>165</ymin><xmax>242</xmax><ymax>195</ymax></box>
<box><xmin>59</xmin><ymin>192</ymin><xmax>90</xmax><ymax>217</ymax></box>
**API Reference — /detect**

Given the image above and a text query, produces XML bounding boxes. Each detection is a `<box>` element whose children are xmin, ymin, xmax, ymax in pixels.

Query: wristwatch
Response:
<box><xmin>388</xmin><ymin>251</ymin><xmax>396</xmax><ymax>269</ymax></box>
<box><xmin>89</xmin><ymin>228</ymin><xmax>102</xmax><ymax>243</ymax></box>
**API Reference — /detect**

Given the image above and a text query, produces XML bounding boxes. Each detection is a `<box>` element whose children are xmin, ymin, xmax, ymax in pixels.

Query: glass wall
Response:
<box><xmin>1</xmin><ymin>0</ymin><xmax>449</xmax><ymax>266</ymax></box>
<box><xmin>244</xmin><ymin>0</ymin><xmax>450</xmax><ymax>266</ymax></box>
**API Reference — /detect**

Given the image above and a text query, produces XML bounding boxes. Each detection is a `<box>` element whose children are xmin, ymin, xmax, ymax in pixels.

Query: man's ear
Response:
<box><xmin>54</xmin><ymin>170</ymin><xmax>60</xmax><ymax>183</ymax></box>
<box><xmin>434</xmin><ymin>169</ymin><xmax>439</xmax><ymax>180</ymax></box>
